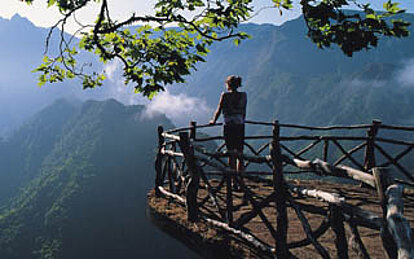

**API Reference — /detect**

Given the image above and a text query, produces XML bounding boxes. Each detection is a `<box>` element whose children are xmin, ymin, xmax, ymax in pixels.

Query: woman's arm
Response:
<box><xmin>210</xmin><ymin>93</ymin><xmax>224</xmax><ymax>124</ymax></box>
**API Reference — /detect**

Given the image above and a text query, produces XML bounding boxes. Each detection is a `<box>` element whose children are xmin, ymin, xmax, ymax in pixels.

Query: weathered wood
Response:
<box><xmin>334</xmin><ymin>142</ymin><xmax>366</xmax><ymax>166</ymax></box>
<box><xmin>226</xmin><ymin>168</ymin><xmax>234</xmax><ymax>224</ymax></box>
<box><xmin>158</xmin><ymin>186</ymin><xmax>186</xmax><ymax>204</ymax></box>
<box><xmin>155</xmin><ymin>125</ymin><xmax>165</xmax><ymax>197</ymax></box>
<box><xmin>244</xmin><ymin>142</ymin><xmax>273</xmax><ymax>168</ymax></box>
<box><xmin>341</xmin><ymin>203</ymin><xmax>382</xmax><ymax>230</ymax></box>
<box><xmin>271</xmin><ymin>120</ymin><xmax>288</xmax><ymax>257</ymax></box>
<box><xmin>199</xmin><ymin>177</ymin><xmax>227</xmax><ymax>210</ymax></box>
<box><xmin>281</xmin><ymin>136</ymin><xmax>368</xmax><ymax>141</ymax></box>
<box><xmin>288</xmin><ymin>184</ymin><xmax>345</xmax><ymax>204</ymax></box>
<box><xmin>198</xmin><ymin>168</ymin><xmax>227</xmax><ymax>220</ymax></box>
<box><xmin>379</xmin><ymin>124</ymin><xmax>414</xmax><ymax>131</ymax></box>
<box><xmin>336</xmin><ymin>165</ymin><xmax>376</xmax><ymax>188</ymax></box>
<box><xmin>290</xmin><ymin>199</ymin><xmax>330</xmax><ymax>259</ymax></box>
<box><xmin>279</xmin><ymin>123</ymin><xmax>372</xmax><ymax>131</ymax></box>
<box><xmin>204</xmin><ymin>170</ymin><xmax>273</xmax><ymax>176</ymax></box>
<box><xmin>323</xmin><ymin>140</ymin><xmax>329</xmax><ymax>162</ymax></box>
<box><xmin>375</xmin><ymin>137</ymin><xmax>414</xmax><ymax>146</ymax></box>
<box><xmin>291</xmin><ymin>157</ymin><xmax>377</xmax><ymax>187</ymax></box>
<box><xmin>167</xmin><ymin>153</ymin><xmax>175</xmax><ymax>194</ymax></box>
<box><xmin>291</xmin><ymin>201</ymin><xmax>328</xmax><ymax>216</ymax></box>
<box><xmin>245</xmin><ymin>120</ymin><xmax>372</xmax><ymax>130</ymax></box>
<box><xmin>154</xmin><ymin>120</ymin><xmax>414</xmax><ymax>258</ymax></box>
<box><xmin>233</xmin><ymin>192</ymin><xmax>276</xmax><ymax>228</ymax></box>
<box><xmin>171</xmin><ymin>157</ymin><xmax>185</xmax><ymax>193</ymax></box>
<box><xmin>364</xmin><ymin>120</ymin><xmax>380</xmax><ymax>171</ymax></box>
<box><xmin>378</xmin><ymin>146</ymin><xmax>413</xmax><ymax>168</ymax></box>
<box><xmin>289</xmin><ymin>184</ymin><xmax>382</xmax><ymax>230</ymax></box>
<box><xmin>332</xmin><ymin>139</ymin><xmax>365</xmax><ymax>170</ymax></box>
<box><xmin>372</xmin><ymin>167</ymin><xmax>392</xmax><ymax>210</ymax></box>
<box><xmin>194</xmin><ymin>135</ymin><xmax>224</xmax><ymax>142</ymax></box>
<box><xmin>292</xmin><ymin>158</ymin><xmax>314</xmax><ymax>169</ymax></box>
<box><xmin>281</xmin><ymin>143</ymin><xmax>306</xmax><ymax>160</ymax></box>
<box><xmin>330</xmin><ymin>205</ymin><xmax>349</xmax><ymax>259</ymax></box>
<box><xmin>161</xmin><ymin>148</ymin><xmax>184</xmax><ymax>157</ymax></box>
<box><xmin>384</xmin><ymin>184</ymin><xmax>414</xmax><ymax>259</ymax></box>
<box><xmin>287</xmin><ymin>218</ymin><xmax>331</xmax><ymax>248</ymax></box>
<box><xmin>295</xmin><ymin>139</ymin><xmax>322</xmax><ymax>157</ymax></box>
<box><xmin>190</xmin><ymin>121</ymin><xmax>197</xmax><ymax>140</ymax></box>
<box><xmin>201</xmin><ymin>216</ymin><xmax>275</xmax><ymax>257</ymax></box>
<box><xmin>162</xmin><ymin>132</ymin><xmax>181</xmax><ymax>141</ymax></box>
<box><xmin>348</xmin><ymin>221</ymin><xmax>370</xmax><ymax>259</ymax></box>
<box><xmin>178</xmin><ymin>132</ymin><xmax>200</xmax><ymax>222</ymax></box>
<box><xmin>374</xmin><ymin>143</ymin><xmax>414</xmax><ymax>182</ymax></box>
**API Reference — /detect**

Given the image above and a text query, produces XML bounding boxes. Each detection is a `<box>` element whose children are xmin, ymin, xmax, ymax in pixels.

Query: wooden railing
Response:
<box><xmin>153</xmin><ymin>120</ymin><xmax>414</xmax><ymax>258</ymax></box>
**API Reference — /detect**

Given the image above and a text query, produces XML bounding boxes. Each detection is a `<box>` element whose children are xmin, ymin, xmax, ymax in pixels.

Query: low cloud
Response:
<box><xmin>101</xmin><ymin>60</ymin><xmax>212</xmax><ymax>126</ymax></box>
<box><xmin>104</xmin><ymin>59</ymin><xmax>121</xmax><ymax>81</ymax></box>
<box><xmin>142</xmin><ymin>91</ymin><xmax>212</xmax><ymax>126</ymax></box>
<box><xmin>397</xmin><ymin>59</ymin><xmax>414</xmax><ymax>87</ymax></box>
<box><xmin>346</xmin><ymin>78</ymin><xmax>387</xmax><ymax>89</ymax></box>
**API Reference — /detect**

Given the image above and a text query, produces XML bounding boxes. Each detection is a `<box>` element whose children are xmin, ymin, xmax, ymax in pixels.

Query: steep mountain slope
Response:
<box><xmin>0</xmin><ymin>99</ymin><xmax>197</xmax><ymax>259</ymax></box>
<box><xmin>1</xmin><ymin>13</ymin><xmax>414</xmax><ymax>135</ymax></box>
<box><xmin>173</xmin><ymin>13</ymin><xmax>414</xmax><ymax>126</ymax></box>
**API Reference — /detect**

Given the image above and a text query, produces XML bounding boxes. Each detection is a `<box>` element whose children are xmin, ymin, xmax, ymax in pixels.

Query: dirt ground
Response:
<box><xmin>147</xmin><ymin>180</ymin><xmax>414</xmax><ymax>258</ymax></box>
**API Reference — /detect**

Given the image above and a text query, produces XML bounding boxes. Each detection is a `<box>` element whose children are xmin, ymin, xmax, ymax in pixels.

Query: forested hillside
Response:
<box><xmin>0</xmin><ymin>99</ymin><xmax>199</xmax><ymax>259</ymax></box>
<box><xmin>175</xmin><ymin>13</ymin><xmax>414</xmax><ymax>127</ymax></box>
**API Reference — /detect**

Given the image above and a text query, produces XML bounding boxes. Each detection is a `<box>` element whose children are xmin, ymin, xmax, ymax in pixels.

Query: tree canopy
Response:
<box><xmin>23</xmin><ymin>0</ymin><xmax>410</xmax><ymax>98</ymax></box>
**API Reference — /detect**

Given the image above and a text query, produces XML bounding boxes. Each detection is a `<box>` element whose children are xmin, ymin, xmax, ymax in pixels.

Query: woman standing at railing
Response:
<box><xmin>210</xmin><ymin>75</ymin><xmax>247</xmax><ymax>174</ymax></box>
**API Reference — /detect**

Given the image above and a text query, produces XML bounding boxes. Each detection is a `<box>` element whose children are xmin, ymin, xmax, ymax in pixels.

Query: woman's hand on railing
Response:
<box><xmin>209</xmin><ymin>120</ymin><xmax>216</xmax><ymax>125</ymax></box>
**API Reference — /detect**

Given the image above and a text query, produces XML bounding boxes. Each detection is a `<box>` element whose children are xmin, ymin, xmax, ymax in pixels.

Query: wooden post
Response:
<box><xmin>384</xmin><ymin>184</ymin><xmax>414</xmax><ymax>259</ymax></box>
<box><xmin>178</xmin><ymin>132</ymin><xmax>200</xmax><ymax>222</ymax></box>
<box><xmin>323</xmin><ymin>139</ymin><xmax>329</xmax><ymax>162</ymax></box>
<box><xmin>226</xmin><ymin>166</ymin><xmax>234</xmax><ymax>224</ymax></box>
<box><xmin>190</xmin><ymin>121</ymin><xmax>197</xmax><ymax>140</ymax></box>
<box><xmin>373</xmin><ymin>167</ymin><xmax>413</xmax><ymax>259</ymax></box>
<box><xmin>373</xmin><ymin>167</ymin><xmax>398</xmax><ymax>258</ymax></box>
<box><xmin>171</xmin><ymin>142</ymin><xmax>177</xmax><ymax>193</ymax></box>
<box><xmin>364</xmin><ymin>120</ymin><xmax>382</xmax><ymax>171</ymax></box>
<box><xmin>271</xmin><ymin>120</ymin><xmax>288</xmax><ymax>257</ymax></box>
<box><xmin>154</xmin><ymin>125</ymin><xmax>164</xmax><ymax>197</ymax></box>
<box><xmin>329</xmin><ymin>204</ymin><xmax>348</xmax><ymax>259</ymax></box>
<box><xmin>373</xmin><ymin>167</ymin><xmax>392</xmax><ymax>216</ymax></box>
<box><xmin>348</xmin><ymin>220</ymin><xmax>370</xmax><ymax>259</ymax></box>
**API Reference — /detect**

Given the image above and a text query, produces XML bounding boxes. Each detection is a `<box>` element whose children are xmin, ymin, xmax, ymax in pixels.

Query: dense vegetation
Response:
<box><xmin>0</xmin><ymin>99</ymin><xmax>181</xmax><ymax>259</ymax></box>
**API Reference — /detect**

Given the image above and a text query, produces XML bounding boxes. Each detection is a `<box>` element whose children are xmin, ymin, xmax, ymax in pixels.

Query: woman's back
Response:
<box><xmin>222</xmin><ymin>91</ymin><xmax>247</xmax><ymax>116</ymax></box>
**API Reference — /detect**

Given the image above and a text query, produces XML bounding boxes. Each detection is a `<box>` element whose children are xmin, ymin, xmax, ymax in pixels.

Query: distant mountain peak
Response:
<box><xmin>3</xmin><ymin>13</ymin><xmax>37</xmax><ymax>29</ymax></box>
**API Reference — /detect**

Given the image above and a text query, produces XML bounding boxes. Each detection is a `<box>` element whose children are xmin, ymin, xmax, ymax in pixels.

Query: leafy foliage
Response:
<box><xmin>23</xmin><ymin>0</ymin><xmax>410</xmax><ymax>97</ymax></box>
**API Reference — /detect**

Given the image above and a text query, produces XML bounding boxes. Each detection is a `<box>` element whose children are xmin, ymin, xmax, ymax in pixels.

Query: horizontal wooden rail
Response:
<box><xmin>161</xmin><ymin>132</ymin><xmax>181</xmax><ymax>141</ymax></box>
<box><xmin>290</xmin><ymin>158</ymin><xmax>377</xmax><ymax>187</ymax></box>
<box><xmin>161</xmin><ymin>148</ymin><xmax>184</xmax><ymax>157</ymax></box>
<box><xmin>245</xmin><ymin>120</ymin><xmax>372</xmax><ymax>130</ymax></box>
<box><xmin>380</xmin><ymin>124</ymin><xmax>414</xmax><ymax>131</ymax></box>
<box><xmin>164</xmin><ymin>121</ymin><xmax>414</xmax><ymax>134</ymax></box>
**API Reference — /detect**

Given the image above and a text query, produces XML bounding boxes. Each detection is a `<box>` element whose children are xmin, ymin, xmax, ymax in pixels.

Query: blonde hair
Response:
<box><xmin>226</xmin><ymin>75</ymin><xmax>242</xmax><ymax>90</ymax></box>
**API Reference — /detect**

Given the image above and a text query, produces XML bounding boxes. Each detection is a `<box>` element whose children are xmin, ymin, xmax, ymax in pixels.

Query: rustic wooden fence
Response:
<box><xmin>154</xmin><ymin>120</ymin><xmax>414</xmax><ymax>258</ymax></box>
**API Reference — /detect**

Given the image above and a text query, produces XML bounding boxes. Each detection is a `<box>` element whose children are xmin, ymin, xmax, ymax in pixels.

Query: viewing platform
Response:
<box><xmin>147</xmin><ymin>120</ymin><xmax>414</xmax><ymax>258</ymax></box>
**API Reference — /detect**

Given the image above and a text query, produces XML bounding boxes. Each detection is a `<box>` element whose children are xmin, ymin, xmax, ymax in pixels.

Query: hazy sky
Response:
<box><xmin>2</xmin><ymin>0</ymin><xmax>412</xmax><ymax>34</ymax></box>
